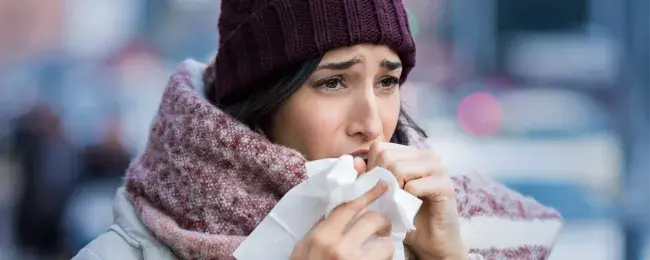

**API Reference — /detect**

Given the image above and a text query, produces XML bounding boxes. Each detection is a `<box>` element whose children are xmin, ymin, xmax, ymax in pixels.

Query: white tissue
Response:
<box><xmin>233</xmin><ymin>155</ymin><xmax>423</xmax><ymax>260</ymax></box>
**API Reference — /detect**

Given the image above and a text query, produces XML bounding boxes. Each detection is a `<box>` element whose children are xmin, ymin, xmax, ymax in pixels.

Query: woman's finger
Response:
<box><xmin>341</xmin><ymin>211</ymin><xmax>391</xmax><ymax>248</ymax></box>
<box><xmin>360</xmin><ymin>238</ymin><xmax>395</xmax><ymax>260</ymax></box>
<box><xmin>325</xmin><ymin>180</ymin><xmax>388</xmax><ymax>232</ymax></box>
<box><xmin>370</xmin><ymin>141</ymin><xmax>413</xmax><ymax>152</ymax></box>
<box><xmin>383</xmin><ymin>159</ymin><xmax>442</xmax><ymax>188</ymax></box>
<box><xmin>308</xmin><ymin>216</ymin><xmax>326</xmax><ymax>233</ymax></box>
<box><xmin>354</xmin><ymin>156</ymin><xmax>367</xmax><ymax>176</ymax></box>
<box><xmin>367</xmin><ymin>142</ymin><xmax>419</xmax><ymax>171</ymax></box>
<box><xmin>404</xmin><ymin>175</ymin><xmax>455</xmax><ymax>212</ymax></box>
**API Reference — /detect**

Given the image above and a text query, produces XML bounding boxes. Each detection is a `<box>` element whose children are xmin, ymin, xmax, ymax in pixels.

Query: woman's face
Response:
<box><xmin>270</xmin><ymin>44</ymin><xmax>402</xmax><ymax>160</ymax></box>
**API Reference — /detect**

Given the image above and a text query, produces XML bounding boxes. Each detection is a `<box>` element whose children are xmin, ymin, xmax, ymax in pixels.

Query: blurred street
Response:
<box><xmin>0</xmin><ymin>0</ymin><xmax>647</xmax><ymax>259</ymax></box>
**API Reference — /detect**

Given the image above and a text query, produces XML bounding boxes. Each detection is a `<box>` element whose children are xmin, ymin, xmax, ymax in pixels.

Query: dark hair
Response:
<box><xmin>202</xmin><ymin>57</ymin><xmax>427</xmax><ymax>145</ymax></box>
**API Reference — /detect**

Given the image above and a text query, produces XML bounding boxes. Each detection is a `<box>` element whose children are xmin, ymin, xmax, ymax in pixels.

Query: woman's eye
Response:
<box><xmin>377</xmin><ymin>76</ymin><xmax>399</xmax><ymax>89</ymax></box>
<box><xmin>315</xmin><ymin>76</ymin><xmax>344</xmax><ymax>91</ymax></box>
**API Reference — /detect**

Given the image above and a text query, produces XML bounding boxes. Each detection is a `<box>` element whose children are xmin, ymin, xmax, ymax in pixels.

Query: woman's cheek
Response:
<box><xmin>379</xmin><ymin>96</ymin><xmax>401</xmax><ymax>140</ymax></box>
<box><xmin>281</xmin><ymin>102</ymin><xmax>340</xmax><ymax>159</ymax></box>
<box><xmin>307</xmin><ymin>110</ymin><xmax>346</xmax><ymax>156</ymax></box>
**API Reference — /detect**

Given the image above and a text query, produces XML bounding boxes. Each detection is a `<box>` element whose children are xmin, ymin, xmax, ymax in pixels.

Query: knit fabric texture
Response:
<box><xmin>124</xmin><ymin>61</ymin><xmax>562</xmax><ymax>260</ymax></box>
<box><xmin>206</xmin><ymin>0</ymin><xmax>416</xmax><ymax>103</ymax></box>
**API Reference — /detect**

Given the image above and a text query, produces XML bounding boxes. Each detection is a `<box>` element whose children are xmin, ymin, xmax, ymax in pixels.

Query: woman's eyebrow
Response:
<box><xmin>380</xmin><ymin>59</ymin><xmax>402</xmax><ymax>71</ymax></box>
<box><xmin>316</xmin><ymin>57</ymin><xmax>362</xmax><ymax>71</ymax></box>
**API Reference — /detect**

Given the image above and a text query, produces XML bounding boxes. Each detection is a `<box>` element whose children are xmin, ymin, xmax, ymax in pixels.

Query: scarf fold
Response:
<box><xmin>125</xmin><ymin>60</ymin><xmax>562</xmax><ymax>260</ymax></box>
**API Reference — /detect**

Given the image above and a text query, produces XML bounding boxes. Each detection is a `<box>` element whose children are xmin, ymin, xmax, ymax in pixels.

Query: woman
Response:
<box><xmin>75</xmin><ymin>0</ymin><xmax>562</xmax><ymax>259</ymax></box>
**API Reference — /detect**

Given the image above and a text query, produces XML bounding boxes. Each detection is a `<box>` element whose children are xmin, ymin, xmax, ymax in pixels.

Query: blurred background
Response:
<box><xmin>0</xmin><ymin>0</ymin><xmax>647</xmax><ymax>259</ymax></box>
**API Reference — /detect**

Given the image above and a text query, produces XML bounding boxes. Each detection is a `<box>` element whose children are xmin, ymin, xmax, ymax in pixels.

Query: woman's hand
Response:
<box><xmin>366</xmin><ymin>142</ymin><xmax>468</xmax><ymax>260</ymax></box>
<box><xmin>290</xmin><ymin>181</ymin><xmax>394</xmax><ymax>260</ymax></box>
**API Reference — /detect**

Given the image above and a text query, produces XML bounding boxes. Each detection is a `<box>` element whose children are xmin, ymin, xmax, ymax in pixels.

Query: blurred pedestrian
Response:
<box><xmin>62</xmin><ymin>116</ymin><xmax>132</xmax><ymax>253</ymax></box>
<box><xmin>78</xmin><ymin>116</ymin><xmax>132</xmax><ymax>183</ymax></box>
<box><xmin>11</xmin><ymin>104</ymin><xmax>81</xmax><ymax>259</ymax></box>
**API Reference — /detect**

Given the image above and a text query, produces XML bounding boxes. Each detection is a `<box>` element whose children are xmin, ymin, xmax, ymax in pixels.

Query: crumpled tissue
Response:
<box><xmin>233</xmin><ymin>155</ymin><xmax>423</xmax><ymax>260</ymax></box>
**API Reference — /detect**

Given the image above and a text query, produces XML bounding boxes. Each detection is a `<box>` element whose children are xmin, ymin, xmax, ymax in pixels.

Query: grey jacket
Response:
<box><xmin>72</xmin><ymin>188</ymin><xmax>176</xmax><ymax>260</ymax></box>
<box><xmin>73</xmin><ymin>188</ymin><xmax>488</xmax><ymax>260</ymax></box>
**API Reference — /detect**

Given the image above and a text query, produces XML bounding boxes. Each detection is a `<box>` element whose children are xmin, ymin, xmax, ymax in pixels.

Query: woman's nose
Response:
<box><xmin>346</xmin><ymin>89</ymin><xmax>383</xmax><ymax>141</ymax></box>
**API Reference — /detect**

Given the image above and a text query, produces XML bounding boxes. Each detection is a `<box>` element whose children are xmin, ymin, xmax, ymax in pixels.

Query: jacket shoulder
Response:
<box><xmin>73</xmin><ymin>187</ymin><xmax>177</xmax><ymax>260</ymax></box>
<box><xmin>72</xmin><ymin>225</ymin><xmax>143</xmax><ymax>260</ymax></box>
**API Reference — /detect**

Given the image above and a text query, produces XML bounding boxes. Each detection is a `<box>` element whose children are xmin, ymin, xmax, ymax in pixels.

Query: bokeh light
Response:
<box><xmin>457</xmin><ymin>92</ymin><xmax>503</xmax><ymax>137</ymax></box>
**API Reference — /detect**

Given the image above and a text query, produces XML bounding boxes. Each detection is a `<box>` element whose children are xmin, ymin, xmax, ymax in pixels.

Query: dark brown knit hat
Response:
<box><xmin>207</xmin><ymin>0</ymin><xmax>416</xmax><ymax>103</ymax></box>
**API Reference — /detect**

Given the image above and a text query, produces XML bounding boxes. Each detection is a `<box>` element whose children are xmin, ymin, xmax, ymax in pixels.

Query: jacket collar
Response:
<box><xmin>112</xmin><ymin>187</ymin><xmax>175</xmax><ymax>259</ymax></box>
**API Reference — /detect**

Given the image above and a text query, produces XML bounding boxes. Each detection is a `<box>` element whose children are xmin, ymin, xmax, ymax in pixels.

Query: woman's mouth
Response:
<box><xmin>350</xmin><ymin>149</ymin><xmax>369</xmax><ymax>163</ymax></box>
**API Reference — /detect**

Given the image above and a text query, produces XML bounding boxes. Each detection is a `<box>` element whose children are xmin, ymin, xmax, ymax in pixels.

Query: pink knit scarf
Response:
<box><xmin>125</xmin><ymin>61</ymin><xmax>562</xmax><ymax>260</ymax></box>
